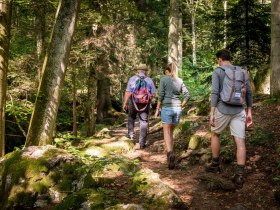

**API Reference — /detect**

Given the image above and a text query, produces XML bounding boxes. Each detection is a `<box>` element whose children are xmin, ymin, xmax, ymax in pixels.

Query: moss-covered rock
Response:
<box><xmin>100</xmin><ymin>139</ymin><xmax>134</xmax><ymax>153</ymax></box>
<box><xmin>130</xmin><ymin>168</ymin><xmax>187</xmax><ymax>210</ymax></box>
<box><xmin>53</xmin><ymin>189</ymin><xmax>105</xmax><ymax>210</ymax></box>
<box><xmin>0</xmin><ymin>146</ymin><xmax>94</xmax><ymax>209</ymax></box>
<box><xmin>106</xmin><ymin>204</ymin><xmax>145</xmax><ymax>210</ymax></box>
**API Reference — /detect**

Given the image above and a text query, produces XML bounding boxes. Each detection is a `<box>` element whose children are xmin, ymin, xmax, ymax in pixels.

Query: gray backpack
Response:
<box><xmin>219</xmin><ymin>66</ymin><xmax>247</xmax><ymax>105</ymax></box>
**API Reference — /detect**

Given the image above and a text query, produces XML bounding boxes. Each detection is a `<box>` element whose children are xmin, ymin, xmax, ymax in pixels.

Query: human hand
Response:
<box><xmin>154</xmin><ymin>109</ymin><xmax>159</xmax><ymax>119</ymax></box>
<box><xmin>209</xmin><ymin>114</ymin><xmax>215</xmax><ymax>127</ymax></box>
<box><xmin>123</xmin><ymin>104</ymin><xmax>128</xmax><ymax>113</ymax></box>
<box><xmin>246</xmin><ymin>115</ymin><xmax>252</xmax><ymax>128</ymax></box>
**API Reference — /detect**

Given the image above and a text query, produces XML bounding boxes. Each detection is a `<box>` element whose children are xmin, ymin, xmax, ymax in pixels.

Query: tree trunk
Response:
<box><xmin>271</xmin><ymin>0</ymin><xmax>280</xmax><ymax>97</ymax></box>
<box><xmin>97</xmin><ymin>77</ymin><xmax>111</xmax><ymax>122</ymax></box>
<box><xmin>85</xmin><ymin>64</ymin><xmax>97</xmax><ymax>137</ymax></box>
<box><xmin>223</xmin><ymin>0</ymin><xmax>228</xmax><ymax>48</ymax></box>
<box><xmin>34</xmin><ymin>4</ymin><xmax>46</xmax><ymax>80</ymax></box>
<box><xmin>0</xmin><ymin>0</ymin><xmax>12</xmax><ymax>157</ymax></box>
<box><xmin>168</xmin><ymin>0</ymin><xmax>182</xmax><ymax>75</ymax></box>
<box><xmin>72</xmin><ymin>65</ymin><xmax>77</xmax><ymax>137</ymax></box>
<box><xmin>191</xmin><ymin>6</ymin><xmax>197</xmax><ymax>66</ymax></box>
<box><xmin>25</xmin><ymin>0</ymin><xmax>81</xmax><ymax>146</ymax></box>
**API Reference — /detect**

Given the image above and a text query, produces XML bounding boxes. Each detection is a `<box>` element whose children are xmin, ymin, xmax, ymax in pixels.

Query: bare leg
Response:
<box><xmin>163</xmin><ymin>123</ymin><xmax>173</xmax><ymax>152</ymax></box>
<box><xmin>211</xmin><ymin>132</ymin><xmax>220</xmax><ymax>158</ymax></box>
<box><xmin>234</xmin><ymin>136</ymin><xmax>246</xmax><ymax>165</ymax></box>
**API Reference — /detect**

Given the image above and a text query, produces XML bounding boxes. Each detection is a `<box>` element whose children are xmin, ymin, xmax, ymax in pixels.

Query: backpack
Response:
<box><xmin>219</xmin><ymin>66</ymin><xmax>247</xmax><ymax>105</ymax></box>
<box><xmin>131</xmin><ymin>76</ymin><xmax>151</xmax><ymax>111</ymax></box>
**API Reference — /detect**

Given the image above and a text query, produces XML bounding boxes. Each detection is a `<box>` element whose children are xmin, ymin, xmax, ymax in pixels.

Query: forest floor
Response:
<box><xmin>111</xmin><ymin>94</ymin><xmax>280</xmax><ymax>210</ymax></box>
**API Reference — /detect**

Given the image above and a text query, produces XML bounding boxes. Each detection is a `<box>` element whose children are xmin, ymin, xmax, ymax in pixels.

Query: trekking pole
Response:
<box><xmin>147</xmin><ymin>103</ymin><xmax>151</xmax><ymax>134</ymax></box>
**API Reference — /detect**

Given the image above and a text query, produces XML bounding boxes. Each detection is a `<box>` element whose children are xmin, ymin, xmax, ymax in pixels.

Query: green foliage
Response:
<box><xmin>227</xmin><ymin>0</ymin><xmax>270</xmax><ymax>69</ymax></box>
<box><xmin>181</xmin><ymin>54</ymin><xmax>214</xmax><ymax>100</ymax></box>
<box><xmin>263</xmin><ymin>97</ymin><xmax>280</xmax><ymax>105</ymax></box>
<box><xmin>248</xmin><ymin>127</ymin><xmax>275</xmax><ymax>147</ymax></box>
<box><xmin>6</xmin><ymin>101</ymin><xmax>33</xmax><ymax>125</ymax></box>
<box><xmin>174</xmin><ymin>121</ymin><xmax>198</xmax><ymax>139</ymax></box>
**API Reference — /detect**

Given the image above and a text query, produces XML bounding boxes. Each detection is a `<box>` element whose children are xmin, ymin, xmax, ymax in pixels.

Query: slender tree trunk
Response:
<box><xmin>271</xmin><ymin>0</ymin><xmax>280</xmax><ymax>97</ymax></box>
<box><xmin>86</xmin><ymin>64</ymin><xmax>97</xmax><ymax>136</ymax></box>
<box><xmin>0</xmin><ymin>0</ymin><xmax>12</xmax><ymax>157</ymax></box>
<box><xmin>223</xmin><ymin>0</ymin><xmax>227</xmax><ymax>48</ymax></box>
<box><xmin>34</xmin><ymin>6</ymin><xmax>46</xmax><ymax>80</ymax></box>
<box><xmin>97</xmin><ymin>77</ymin><xmax>111</xmax><ymax>122</ymax></box>
<box><xmin>25</xmin><ymin>0</ymin><xmax>81</xmax><ymax>146</ymax></box>
<box><xmin>168</xmin><ymin>0</ymin><xmax>182</xmax><ymax>75</ymax></box>
<box><xmin>191</xmin><ymin>5</ymin><xmax>196</xmax><ymax>66</ymax></box>
<box><xmin>72</xmin><ymin>65</ymin><xmax>77</xmax><ymax>137</ymax></box>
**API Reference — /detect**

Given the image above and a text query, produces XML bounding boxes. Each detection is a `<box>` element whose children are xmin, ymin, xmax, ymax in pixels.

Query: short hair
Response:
<box><xmin>216</xmin><ymin>49</ymin><xmax>231</xmax><ymax>61</ymax></box>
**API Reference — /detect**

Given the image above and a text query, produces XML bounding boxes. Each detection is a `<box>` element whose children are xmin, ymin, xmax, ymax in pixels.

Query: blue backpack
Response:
<box><xmin>132</xmin><ymin>76</ymin><xmax>151</xmax><ymax>111</ymax></box>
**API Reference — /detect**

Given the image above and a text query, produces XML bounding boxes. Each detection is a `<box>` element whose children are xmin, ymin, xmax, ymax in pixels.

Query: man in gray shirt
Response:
<box><xmin>206</xmin><ymin>49</ymin><xmax>253</xmax><ymax>187</ymax></box>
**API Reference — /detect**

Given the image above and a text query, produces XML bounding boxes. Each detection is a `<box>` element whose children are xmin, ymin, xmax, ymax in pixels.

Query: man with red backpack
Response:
<box><xmin>123</xmin><ymin>64</ymin><xmax>156</xmax><ymax>149</ymax></box>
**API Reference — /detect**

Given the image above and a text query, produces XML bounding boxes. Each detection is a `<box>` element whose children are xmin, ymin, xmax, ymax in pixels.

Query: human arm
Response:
<box><xmin>181</xmin><ymin>82</ymin><xmax>190</xmax><ymax>109</ymax></box>
<box><xmin>246</xmin><ymin>107</ymin><xmax>252</xmax><ymax>128</ymax></box>
<box><xmin>123</xmin><ymin>91</ymin><xmax>132</xmax><ymax>112</ymax></box>
<box><xmin>154</xmin><ymin>78</ymin><xmax>164</xmax><ymax>119</ymax></box>
<box><xmin>211</xmin><ymin>70</ymin><xmax>220</xmax><ymax>107</ymax></box>
<box><xmin>210</xmin><ymin>70</ymin><xmax>220</xmax><ymax>127</ymax></box>
<box><xmin>245</xmin><ymin>73</ymin><xmax>253</xmax><ymax>127</ymax></box>
<box><xmin>209</xmin><ymin>106</ymin><xmax>216</xmax><ymax>127</ymax></box>
<box><xmin>154</xmin><ymin>101</ymin><xmax>161</xmax><ymax>119</ymax></box>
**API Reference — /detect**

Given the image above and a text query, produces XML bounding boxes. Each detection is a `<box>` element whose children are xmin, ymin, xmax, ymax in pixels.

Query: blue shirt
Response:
<box><xmin>126</xmin><ymin>73</ymin><xmax>156</xmax><ymax>95</ymax></box>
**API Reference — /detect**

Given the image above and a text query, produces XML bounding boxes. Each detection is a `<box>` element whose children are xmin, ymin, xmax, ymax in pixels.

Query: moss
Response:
<box><xmin>53</xmin><ymin>189</ymin><xmax>105</xmax><ymax>210</ymax></box>
<box><xmin>7</xmin><ymin>191</ymin><xmax>35</xmax><ymax>209</ymax></box>
<box><xmin>101</xmin><ymin>140</ymin><xmax>134</xmax><ymax>153</ymax></box>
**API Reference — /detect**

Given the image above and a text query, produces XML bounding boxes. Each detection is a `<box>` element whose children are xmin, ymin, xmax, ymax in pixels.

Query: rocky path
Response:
<box><xmin>111</xmin><ymin>105</ymin><xmax>280</xmax><ymax>210</ymax></box>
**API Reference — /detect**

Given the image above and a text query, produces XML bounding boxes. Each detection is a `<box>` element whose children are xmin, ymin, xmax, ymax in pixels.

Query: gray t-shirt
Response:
<box><xmin>158</xmin><ymin>75</ymin><xmax>190</xmax><ymax>107</ymax></box>
<box><xmin>211</xmin><ymin>65</ymin><xmax>253</xmax><ymax>115</ymax></box>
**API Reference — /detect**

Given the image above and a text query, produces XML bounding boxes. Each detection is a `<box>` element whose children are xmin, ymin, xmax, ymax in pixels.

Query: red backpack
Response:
<box><xmin>132</xmin><ymin>76</ymin><xmax>151</xmax><ymax>111</ymax></box>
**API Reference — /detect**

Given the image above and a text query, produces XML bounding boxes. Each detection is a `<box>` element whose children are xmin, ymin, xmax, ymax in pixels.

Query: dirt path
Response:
<box><xmin>112</xmin><ymin>101</ymin><xmax>280</xmax><ymax>210</ymax></box>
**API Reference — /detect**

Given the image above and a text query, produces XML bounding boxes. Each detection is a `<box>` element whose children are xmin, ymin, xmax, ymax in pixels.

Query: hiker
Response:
<box><xmin>154</xmin><ymin>64</ymin><xmax>190</xmax><ymax>169</ymax></box>
<box><xmin>122</xmin><ymin>64</ymin><xmax>156</xmax><ymax>149</ymax></box>
<box><xmin>206</xmin><ymin>49</ymin><xmax>253</xmax><ymax>187</ymax></box>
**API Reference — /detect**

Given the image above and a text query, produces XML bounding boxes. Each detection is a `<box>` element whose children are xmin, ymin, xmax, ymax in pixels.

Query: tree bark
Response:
<box><xmin>223</xmin><ymin>0</ymin><xmax>228</xmax><ymax>48</ymax></box>
<box><xmin>72</xmin><ymin>65</ymin><xmax>77</xmax><ymax>137</ymax></box>
<box><xmin>191</xmin><ymin>5</ymin><xmax>197</xmax><ymax>66</ymax></box>
<box><xmin>25</xmin><ymin>0</ymin><xmax>81</xmax><ymax>146</ymax></box>
<box><xmin>97</xmin><ymin>77</ymin><xmax>111</xmax><ymax>122</ymax></box>
<box><xmin>0</xmin><ymin>0</ymin><xmax>12</xmax><ymax>157</ymax></box>
<box><xmin>85</xmin><ymin>64</ymin><xmax>97</xmax><ymax>137</ymax></box>
<box><xmin>168</xmin><ymin>0</ymin><xmax>182</xmax><ymax>75</ymax></box>
<box><xmin>270</xmin><ymin>0</ymin><xmax>280</xmax><ymax>97</ymax></box>
<box><xmin>34</xmin><ymin>4</ymin><xmax>46</xmax><ymax>80</ymax></box>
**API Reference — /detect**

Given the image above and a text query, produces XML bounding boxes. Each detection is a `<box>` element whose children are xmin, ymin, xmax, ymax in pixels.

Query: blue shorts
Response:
<box><xmin>161</xmin><ymin>107</ymin><xmax>182</xmax><ymax>125</ymax></box>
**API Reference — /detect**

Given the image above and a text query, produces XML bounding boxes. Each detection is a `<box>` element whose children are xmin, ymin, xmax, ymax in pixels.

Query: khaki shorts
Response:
<box><xmin>211</xmin><ymin>109</ymin><xmax>246</xmax><ymax>139</ymax></box>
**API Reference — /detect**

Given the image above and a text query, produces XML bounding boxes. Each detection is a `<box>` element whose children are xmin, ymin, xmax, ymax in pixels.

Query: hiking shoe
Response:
<box><xmin>126</xmin><ymin>135</ymin><xmax>134</xmax><ymax>140</ymax></box>
<box><xmin>205</xmin><ymin>161</ymin><xmax>221</xmax><ymax>173</ymax></box>
<box><xmin>140</xmin><ymin>144</ymin><xmax>146</xmax><ymax>149</ymax></box>
<box><xmin>167</xmin><ymin>152</ymin><xmax>175</xmax><ymax>170</ymax></box>
<box><xmin>232</xmin><ymin>173</ymin><xmax>244</xmax><ymax>188</ymax></box>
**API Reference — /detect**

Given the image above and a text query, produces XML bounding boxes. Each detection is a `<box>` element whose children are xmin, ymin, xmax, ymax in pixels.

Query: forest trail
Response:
<box><xmin>111</xmin><ymin>98</ymin><xmax>280</xmax><ymax>210</ymax></box>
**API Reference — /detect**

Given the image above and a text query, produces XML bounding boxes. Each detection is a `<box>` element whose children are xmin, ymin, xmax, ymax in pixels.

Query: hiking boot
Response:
<box><xmin>205</xmin><ymin>158</ymin><xmax>221</xmax><ymax>173</ymax></box>
<box><xmin>167</xmin><ymin>151</ymin><xmax>175</xmax><ymax>170</ymax></box>
<box><xmin>232</xmin><ymin>165</ymin><xmax>245</xmax><ymax>188</ymax></box>
<box><xmin>126</xmin><ymin>135</ymin><xmax>134</xmax><ymax>140</ymax></box>
<box><xmin>140</xmin><ymin>144</ymin><xmax>146</xmax><ymax>149</ymax></box>
<box><xmin>232</xmin><ymin>173</ymin><xmax>244</xmax><ymax>188</ymax></box>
